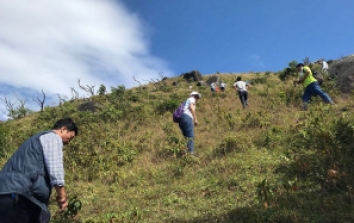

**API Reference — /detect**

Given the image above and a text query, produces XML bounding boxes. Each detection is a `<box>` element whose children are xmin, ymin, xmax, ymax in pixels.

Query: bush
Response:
<box><xmin>155</xmin><ymin>99</ymin><xmax>180</xmax><ymax>115</ymax></box>
<box><xmin>0</xmin><ymin>124</ymin><xmax>10</xmax><ymax>157</ymax></box>
<box><xmin>97</xmin><ymin>84</ymin><xmax>106</xmax><ymax>95</ymax></box>
<box><xmin>215</xmin><ymin>135</ymin><xmax>245</xmax><ymax>156</ymax></box>
<box><xmin>278</xmin><ymin>60</ymin><xmax>298</xmax><ymax>81</ymax></box>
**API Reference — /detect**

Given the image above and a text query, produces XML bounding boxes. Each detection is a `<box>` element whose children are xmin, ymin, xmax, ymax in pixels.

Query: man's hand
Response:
<box><xmin>55</xmin><ymin>186</ymin><xmax>68</xmax><ymax>212</ymax></box>
<box><xmin>194</xmin><ymin>119</ymin><xmax>198</xmax><ymax>126</ymax></box>
<box><xmin>56</xmin><ymin>196</ymin><xmax>68</xmax><ymax>212</ymax></box>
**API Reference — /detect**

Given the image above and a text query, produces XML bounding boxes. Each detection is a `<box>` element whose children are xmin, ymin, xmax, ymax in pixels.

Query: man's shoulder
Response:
<box><xmin>39</xmin><ymin>131</ymin><xmax>61</xmax><ymax>142</ymax></box>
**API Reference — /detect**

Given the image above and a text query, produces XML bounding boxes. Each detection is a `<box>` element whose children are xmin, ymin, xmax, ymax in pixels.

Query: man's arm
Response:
<box><xmin>189</xmin><ymin>103</ymin><xmax>198</xmax><ymax>125</ymax></box>
<box><xmin>55</xmin><ymin>186</ymin><xmax>68</xmax><ymax>211</ymax></box>
<box><xmin>40</xmin><ymin>134</ymin><xmax>68</xmax><ymax>211</ymax></box>
<box><xmin>298</xmin><ymin>68</ymin><xmax>310</xmax><ymax>83</ymax></box>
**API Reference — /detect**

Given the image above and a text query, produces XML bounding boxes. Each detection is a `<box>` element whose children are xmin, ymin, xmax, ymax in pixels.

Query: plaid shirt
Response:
<box><xmin>39</xmin><ymin>132</ymin><xmax>65</xmax><ymax>186</ymax></box>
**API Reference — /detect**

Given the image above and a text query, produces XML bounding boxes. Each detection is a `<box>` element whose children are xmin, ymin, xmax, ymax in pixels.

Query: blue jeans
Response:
<box><xmin>302</xmin><ymin>81</ymin><xmax>333</xmax><ymax>109</ymax></box>
<box><xmin>178</xmin><ymin>114</ymin><xmax>194</xmax><ymax>153</ymax></box>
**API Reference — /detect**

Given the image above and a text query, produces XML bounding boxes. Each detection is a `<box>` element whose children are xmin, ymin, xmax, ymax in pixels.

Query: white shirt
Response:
<box><xmin>322</xmin><ymin>61</ymin><xmax>329</xmax><ymax>69</ymax></box>
<box><xmin>183</xmin><ymin>97</ymin><xmax>196</xmax><ymax>119</ymax></box>
<box><xmin>220</xmin><ymin>82</ymin><xmax>226</xmax><ymax>87</ymax></box>
<box><xmin>233</xmin><ymin>81</ymin><xmax>247</xmax><ymax>91</ymax></box>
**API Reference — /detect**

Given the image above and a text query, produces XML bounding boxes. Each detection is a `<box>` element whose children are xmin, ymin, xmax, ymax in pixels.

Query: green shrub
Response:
<box><xmin>278</xmin><ymin>60</ymin><xmax>298</xmax><ymax>81</ymax></box>
<box><xmin>97</xmin><ymin>84</ymin><xmax>106</xmax><ymax>95</ymax></box>
<box><xmin>155</xmin><ymin>99</ymin><xmax>180</xmax><ymax>115</ymax></box>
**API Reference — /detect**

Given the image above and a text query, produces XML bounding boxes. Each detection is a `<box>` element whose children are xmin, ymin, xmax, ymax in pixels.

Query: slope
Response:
<box><xmin>1</xmin><ymin>72</ymin><xmax>354</xmax><ymax>223</ymax></box>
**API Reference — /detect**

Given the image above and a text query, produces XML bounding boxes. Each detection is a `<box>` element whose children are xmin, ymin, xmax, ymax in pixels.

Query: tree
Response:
<box><xmin>14</xmin><ymin>94</ymin><xmax>31</xmax><ymax>118</ymax></box>
<box><xmin>33</xmin><ymin>89</ymin><xmax>46</xmax><ymax>111</ymax></box>
<box><xmin>303</xmin><ymin>57</ymin><xmax>310</xmax><ymax>65</ymax></box>
<box><xmin>77</xmin><ymin>79</ymin><xmax>95</xmax><ymax>97</ymax></box>
<box><xmin>57</xmin><ymin>94</ymin><xmax>66</xmax><ymax>106</ymax></box>
<box><xmin>278</xmin><ymin>60</ymin><xmax>298</xmax><ymax>81</ymax></box>
<box><xmin>70</xmin><ymin>87</ymin><xmax>79</xmax><ymax>100</ymax></box>
<box><xmin>142</xmin><ymin>72</ymin><xmax>167</xmax><ymax>90</ymax></box>
<box><xmin>97</xmin><ymin>84</ymin><xmax>106</xmax><ymax>95</ymax></box>
<box><xmin>111</xmin><ymin>85</ymin><xmax>126</xmax><ymax>97</ymax></box>
<box><xmin>0</xmin><ymin>97</ymin><xmax>16</xmax><ymax>119</ymax></box>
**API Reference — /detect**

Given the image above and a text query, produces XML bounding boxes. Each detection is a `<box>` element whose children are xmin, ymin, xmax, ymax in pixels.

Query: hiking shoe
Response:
<box><xmin>188</xmin><ymin>153</ymin><xmax>197</xmax><ymax>157</ymax></box>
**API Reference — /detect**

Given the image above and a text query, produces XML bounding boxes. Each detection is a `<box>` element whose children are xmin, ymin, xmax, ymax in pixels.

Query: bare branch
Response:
<box><xmin>133</xmin><ymin>76</ymin><xmax>143</xmax><ymax>89</ymax></box>
<box><xmin>32</xmin><ymin>89</ymin><xmax>46</xmax><ymax>111</ymax></box>
<box><xmin>142</xmin><ymin>72</ymin><xmax>166</xmax><ymax>90</ymax></box>
<box><xmin>0</xmin><ymin>96</ymin><xmax>16</xmax><ymax>118</ymax></box>
<box><xmin>70</xmin><ymin>87</ymin><xmax>79</xmax><ymax>100</ymax></box>
<box><xmin>57</xmin><ymin>93</ymin><xmax>66</xmax><ymax>106</ymax></box>
<box><xmin>14</xmin><ymin>93</ymin><xmax>26</xmax><ymax>108</ymax></box>
<box><xmin>77</xmin><ymin>78</ymin><xmax>95</xmax><ymax>97</ymax></box>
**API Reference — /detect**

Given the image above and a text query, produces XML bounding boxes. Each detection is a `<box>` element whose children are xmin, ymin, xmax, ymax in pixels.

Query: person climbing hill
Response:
<box><xmin>178</xmin><ymin>92</ymin><xmax>201</xmax><ymax>156</ymax></box>
<box><xmin>296</xmin><ymin>63</ymin><xmax>334</xmax><ymax>110</ymax></box>
<box><xmin>233</xmin><ymin>76</ymin><xmax>250</xmax><ymax>109</ymax></box>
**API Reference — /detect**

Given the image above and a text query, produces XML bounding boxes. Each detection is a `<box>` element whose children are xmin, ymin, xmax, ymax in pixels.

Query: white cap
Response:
<box><xmin>190</xmin><ymin>91</ymin><xmax>202</xmax><ymax>99</ymax></box>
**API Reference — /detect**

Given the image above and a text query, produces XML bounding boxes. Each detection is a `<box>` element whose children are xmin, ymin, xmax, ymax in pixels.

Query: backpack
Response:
<box><xmin>173</xmin><ymin>102</ymin><xmax>185</xmax><ymax>123</ymax></box>
<box><xmin>312</xmin><ymin>70</ymin><xmax>324</xmax><ymax>81</ymax></box>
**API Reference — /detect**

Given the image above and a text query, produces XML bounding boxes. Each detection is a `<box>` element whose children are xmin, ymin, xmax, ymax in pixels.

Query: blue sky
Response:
<box><xmin>0</xmin><ymin>0</ymin><xmax>353</xmax><ymax>119</ymax></box>
<box><xmin>122</xmin><ymin>0</ymin><xmax>354</xmax><ymax>74</ymax></box>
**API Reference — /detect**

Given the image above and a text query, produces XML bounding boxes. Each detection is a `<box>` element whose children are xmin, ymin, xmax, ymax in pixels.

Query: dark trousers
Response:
<box><xmin>0</xmin><ymin>194</ymin><xmax>43</xmax><ymax>223</ymax></box>
<box><xmin>238</xmin><ymin>91</ymin><xmax>248</xmax><ymax>108</ymax></box>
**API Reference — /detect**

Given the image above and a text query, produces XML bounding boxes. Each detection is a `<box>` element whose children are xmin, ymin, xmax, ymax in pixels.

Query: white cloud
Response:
<box><xmin>0</xmin><ymin>0</ymin><xmax>173</xmax><ymax>119</ymax></box>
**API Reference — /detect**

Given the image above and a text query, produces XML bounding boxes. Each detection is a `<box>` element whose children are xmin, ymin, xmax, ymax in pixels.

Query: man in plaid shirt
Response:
<box><xmin>0</xmin><ymin>118</ymin><xmax>78</xmax><ymax>223</ymax></box>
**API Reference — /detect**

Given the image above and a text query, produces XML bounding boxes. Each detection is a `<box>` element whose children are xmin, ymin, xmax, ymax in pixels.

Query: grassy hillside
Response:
<box><xmin>1</xmin><ymin>71</ymin><xmax>354</xmax><ymax>223</ymax></box>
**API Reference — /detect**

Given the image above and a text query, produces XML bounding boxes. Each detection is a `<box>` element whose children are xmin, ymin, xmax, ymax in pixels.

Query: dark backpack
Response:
<box><xmin>173</xmin><ymin>102</ymin><xmax>185</xmax><ymax>123</ymax></box>
<box><xmin>312</xmin><ymin>70</ymin><xmax>324</xmax><ymax>81</ymax></box>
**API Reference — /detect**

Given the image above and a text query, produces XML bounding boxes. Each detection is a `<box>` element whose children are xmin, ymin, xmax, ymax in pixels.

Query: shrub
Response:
<box><xmin>278</xmin><ymin>60</ymin><xmax>298</xmax><ymax>81</ymax></box>
<box><xmin>0</xmin><ymin>124</ymin><xmax>10</xmax><ymax>157</ymax></box>
<box><xmin>215</xmin><ymin>135</ymin><xmax>245</xmax><ymax>156</ymax></box>
<box><xmin>110</xmin><ymin>85</ymin><xmax>126</xmax><ymax>98</ymax></box>
<box><xmin>97</xmin><ymin>84</ymin><xmax>106</xmax><ymax>95</ymax></box>
<box><xmin>155</xmin><ymin>99</ymin><xmax>180</xmax><ymax>115</ymax></box>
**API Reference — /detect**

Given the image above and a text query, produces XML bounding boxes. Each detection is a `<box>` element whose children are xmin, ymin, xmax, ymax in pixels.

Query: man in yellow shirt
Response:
<box><xmin>296</xmin><ymin>63</ymin><xmax>333</xmax><ymax>110</ymax></box>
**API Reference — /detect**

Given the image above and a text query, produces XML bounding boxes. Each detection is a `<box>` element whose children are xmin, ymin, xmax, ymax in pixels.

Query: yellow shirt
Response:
<box><xmin>301</xmin><ymin>66</ymin><xmax>317</xmax><ymax>88</ymax></box>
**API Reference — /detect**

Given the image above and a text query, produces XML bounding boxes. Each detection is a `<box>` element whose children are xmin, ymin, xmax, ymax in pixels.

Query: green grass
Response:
<box><xmin>2</xmin><ymin>72</ymin><xmax>354</xmax><ymax>222</ymax></box>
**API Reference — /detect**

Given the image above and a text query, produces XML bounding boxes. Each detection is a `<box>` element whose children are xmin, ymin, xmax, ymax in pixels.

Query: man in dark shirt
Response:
<box><xmin>0</xmin><ymin>118</ymin><xmax>78</xmax><ymax>223</ymax></box>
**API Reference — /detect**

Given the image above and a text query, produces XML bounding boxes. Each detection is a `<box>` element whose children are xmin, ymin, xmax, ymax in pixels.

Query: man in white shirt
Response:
<box><xmin>317</xmin><ymin>60</ymin><xmax>329</xmax><ymax>76</ymax></box>
<box><xmin>322</xmin><ymin>60</ymin><xmax>329</xmax><ymax>78</ymax></box>
<box><xmin>210</xmin><ymin>82</ymin><xmax>216</xmax><ymax>92</ymax></box>
<box><xmin>233</xmin><ymin>77</ymin><xmax>250</xmax><ymax>109</ymax></box>
<box><xmin>220</xmin><ymin>82</ymin><xmax>226</xmax><ymax>92</ymax></box>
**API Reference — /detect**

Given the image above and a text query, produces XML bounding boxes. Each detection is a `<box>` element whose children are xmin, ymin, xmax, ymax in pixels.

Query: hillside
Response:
<box><xmin>1</xmin><ymin>71</ymin><xmax>354</xmax><ymax>223</ymax></box>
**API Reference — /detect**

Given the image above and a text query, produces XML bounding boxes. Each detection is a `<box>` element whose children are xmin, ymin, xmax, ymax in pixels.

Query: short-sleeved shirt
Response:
<box><xmin>301</xmin><ymin>66</ymin><xmax>317</xmax><ymax>88</ymax></box>
<box><xmin>322</xmin><ymin>61</ymin><xmax>329</xmax><ymax>70</ymax></box>
<box><xmin>233</xmin><ymin>81</ymin><xmax>247</xmax><ymax>91</ymax></box>
<box><xmin>183</xmin><ymin>97</ymin><xmax>196</xmax><ymax>119</ymax></box>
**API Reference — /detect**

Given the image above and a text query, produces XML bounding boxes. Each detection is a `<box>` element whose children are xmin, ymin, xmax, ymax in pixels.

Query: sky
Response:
<box><xmin>0</xmin><ymin>0</ymin><xmax>353</xmax><ymax>119</ymax></box>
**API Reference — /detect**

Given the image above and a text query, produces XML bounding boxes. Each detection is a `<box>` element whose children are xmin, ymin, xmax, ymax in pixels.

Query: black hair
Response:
<box><xmin>236</xmin><ymin>76</ymin><xmax>242</xmax><ymax>81</ymax></box>
<box><xmin>52</xmin><ymin>118</ymin><xmax>78</xmax><ymax>136</ymax></box>
<box><xmin>296</xmin><ymin>63</ymin><xmax>304</xmax><ymax>68</ymax></box>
